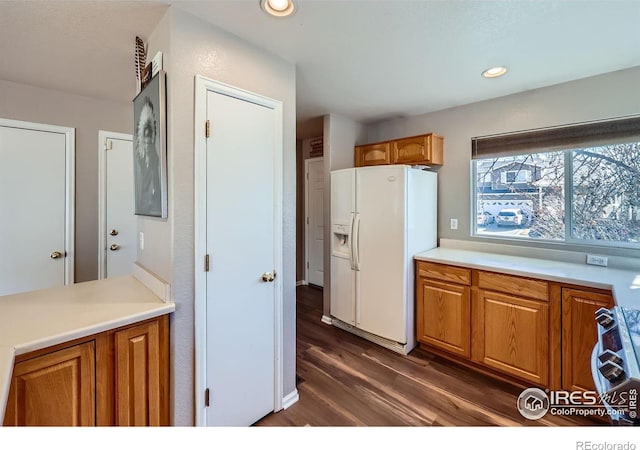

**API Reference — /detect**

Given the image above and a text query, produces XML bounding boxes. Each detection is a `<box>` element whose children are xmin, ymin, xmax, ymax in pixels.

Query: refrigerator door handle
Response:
<box><xmin>353</xmin><ymin>213</ymin><xmax>361</xmax><ymax>271</ymax></box>
<box><xmin>348</xmin><ymin>212</ymin><xmax>355</xmax><ymax>270</ymax></box>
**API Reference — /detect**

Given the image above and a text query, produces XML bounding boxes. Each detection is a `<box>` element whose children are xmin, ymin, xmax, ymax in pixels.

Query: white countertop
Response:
<box><xmin>415</xmin><ymin>247</ymin><xmax>640</xmax><ymax>310</ymax></box>
<box><xmin>0</xmin><ymin>275</ymin><xmax>175</xmax><ymax>424</ymax></box>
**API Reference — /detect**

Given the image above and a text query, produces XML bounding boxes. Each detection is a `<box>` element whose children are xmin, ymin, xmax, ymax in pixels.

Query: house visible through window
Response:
<box><xmin>472</xmin><ymin>116</ymin><xmax>640</xmax><ymax>248</ymax></box>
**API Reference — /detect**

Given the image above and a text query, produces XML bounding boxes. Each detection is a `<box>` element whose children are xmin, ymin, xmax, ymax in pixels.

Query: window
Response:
<box><xmin>472</xmin><ymin>116</ymin><xmax>640</xmax><ymax>248</ymax></box>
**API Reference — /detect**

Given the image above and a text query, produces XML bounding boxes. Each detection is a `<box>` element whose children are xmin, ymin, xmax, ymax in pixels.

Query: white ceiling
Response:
<box><xmin>0</xmin><ymin>1</ymin><xmax>168</xmax><ymax>105</ymax></box>
<box><xmin>1</xmin><ymin>1</ymin><xmax>639</xmax><ymax>138</ymax></box>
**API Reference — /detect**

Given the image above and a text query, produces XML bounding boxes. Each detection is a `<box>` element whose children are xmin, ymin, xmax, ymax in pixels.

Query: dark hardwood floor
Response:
<box><xmin>256</xmin><ymin>285</ymin><xmax>600</xmax><ymax>427</ymax></box>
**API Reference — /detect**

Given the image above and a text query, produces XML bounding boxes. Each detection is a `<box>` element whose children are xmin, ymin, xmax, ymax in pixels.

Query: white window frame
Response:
<box><xmin>472</xmin><ymin>145</ymin><xmax>640</xmax><ymax>250</ymax></box>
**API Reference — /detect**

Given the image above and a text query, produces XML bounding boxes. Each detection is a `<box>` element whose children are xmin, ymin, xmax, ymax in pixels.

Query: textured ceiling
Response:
<box><xmin>0</xmin><ymin>1</ymin><xmax>168</xmax><ymax>104</ymax></box>
<box><xmin>1</xmin><ymin>1</ymin><xmax>639</xmax><ymax>138</ymax></box>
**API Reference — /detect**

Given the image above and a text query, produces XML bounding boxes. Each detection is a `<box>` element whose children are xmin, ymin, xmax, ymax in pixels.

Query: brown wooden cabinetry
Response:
<box><xmin>3</xmin><ymin>315</ymin><xmax>169</xmax><ymax>427</ymax></box>
<box><xmin>355</xmin><ymin>133</ymin><xmax>443</xmax><ymax>168</ymax></box>
<box><xmin>561</xmin><ymin>288</ymin><xmax>614</xmax><ymax>392</ymax></box>
<box><xmin>473</xmin><ymin>289</ymin><xmax>549</xmax><ymax>386</ymax></box>
<box><xmin>391</xmin><ymin>134</ymin><xmax>443</xmax><ymax>166</ymax></box>
<box><xmin>4</xmin><ymin>342</ymin><xmax>96</xmax><ymax>426</ymax></box>
<box><xmin>417</xmin><ymin>277</ymin><xmax>471</xmax><ymax>358</ymax></box>
<box><xmin>355</xmin><ymin>142</ymin><xmax>390</xmax><ymax>167</ymax></box>
<box><xmin>415</xmin><ymin>260</ymin><xmax>613</xmax><ymax>390</ymax></box>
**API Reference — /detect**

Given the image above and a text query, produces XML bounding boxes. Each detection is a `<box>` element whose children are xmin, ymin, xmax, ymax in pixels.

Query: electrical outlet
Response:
<box><xmin>586</xmin><ymin>254</ymin><xmax>608</xmax><ymax>267</ymax></box>
<box><xmin>139</xmin><ymin>232</ymin><xmax>145</xmax><ymax>251</ymax></box>
<box><xmin>450</xmin><ymin>218</ymin><xmax>458</xmax><ymax>230</ymax></box>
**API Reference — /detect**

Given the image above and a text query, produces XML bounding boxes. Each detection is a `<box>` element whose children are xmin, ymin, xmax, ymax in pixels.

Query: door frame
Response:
<box><xmin>304</xmin><ymin>157</ymin><xmax>324</xmax><ymax>286</ymax></box>
<box><xmin>97</xmin><ymin>130</ymin><xmax>133</xmax><ymax>280</ymax></box>
<box><xmin>193</xmin><ymin>75</ymin><xmax>284</xmax><ymax>426</ymax></box>
<box><xmin>0</xmin><ymin>118</ymin><xmax>75</xmax><ymax>285</ymax></box>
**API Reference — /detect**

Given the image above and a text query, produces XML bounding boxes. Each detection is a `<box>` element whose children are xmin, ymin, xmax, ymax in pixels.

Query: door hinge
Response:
<box><xmin>105</xmin><ymin>140</ymin><xmax>113</xmax><ymax>151</ymax></box>
<box><xmin>205</xmin><ymin>254</ymin><xmax>210</xmax><ymax>272</ymax></box>
<box><xmin>205</xmin><ymin>388</ymin><xmax>210</xmax><ymax>407</ymax></box>
<box><xmin>306</xmin><ymin>261</ymin><xmax>309</xmax><ymax>269</ymax></box>
<box><xmin>205</xmin><ymin>120</ymin><xmax>211</xmax><ymax>138</ymax></box>
<box><xmin>306</xmin><ymin>172</ymin><xmax>309</xmax><ymax>180</ymax></box>
<box><xmin>306</xmin><ymin>217</ymin><xmax>309</xmax><ymax>224</ymax></box>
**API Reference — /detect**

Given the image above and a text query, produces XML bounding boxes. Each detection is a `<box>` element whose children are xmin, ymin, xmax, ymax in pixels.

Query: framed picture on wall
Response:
<box><xmin>132</xmin><ymin>70</ymin><xmax>167</xmax><ymax>218</ymax></box>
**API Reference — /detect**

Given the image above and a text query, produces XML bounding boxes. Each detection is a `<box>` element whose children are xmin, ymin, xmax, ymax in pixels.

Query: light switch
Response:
<box><xmin>139</xmin><ymin>232</ymin><xmax>144</xmax><ymax>250</ymax></box>
<box><xmin>450</xmin><ymin>218</ymin><xmax>458</xmax><ymax>230</ymax></box>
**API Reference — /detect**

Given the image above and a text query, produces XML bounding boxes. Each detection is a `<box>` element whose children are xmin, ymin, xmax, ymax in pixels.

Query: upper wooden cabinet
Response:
<box><xmin>355</xmin><ymin>142</ymin><xmax>390</xmax><ymax>167</ymax></box>
<box><xmin>355</xmin><ymin>133</ymin><xmax>444</xmax><ymax>167</ymax></box>
<box><xmin>4</xmin><ymin>342</ymin><xmax>96</xmax><ymax>426</ymax></box>
<box><xmin>3</xmin><ymin>315</ymin><xmax>169</xmax><ymax>427</ymax></box>
<box><xmin>562</xmin><ymin>288</ymin><xmax>614</xmax><ymax>392</ymax></box>
<box><xmin>391</xmin><ymin>134</ymin><xmax>443</xmax><ymax>166</ymax></box>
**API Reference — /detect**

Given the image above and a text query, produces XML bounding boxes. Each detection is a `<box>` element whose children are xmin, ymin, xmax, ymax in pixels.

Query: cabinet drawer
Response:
<box><xmin>417</xmin><ymin>261</ymin><xmax>471</xmax><ymax>286</ymax></box>
<box><xmin>477</xmin><ymin>271</ymin><xmax>548</xmax><ymax>301</ymax></box>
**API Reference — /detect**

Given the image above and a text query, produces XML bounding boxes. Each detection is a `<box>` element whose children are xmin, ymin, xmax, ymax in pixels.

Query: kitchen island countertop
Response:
<box><xmin>415</xmin><ymin>247</ymin><xmax>640</xmax><ymax>309</ymax></box>
<box><xmin>0</xmin><ymin>275</ymin><xmax>175</xmax><ymax>424</ymax></box>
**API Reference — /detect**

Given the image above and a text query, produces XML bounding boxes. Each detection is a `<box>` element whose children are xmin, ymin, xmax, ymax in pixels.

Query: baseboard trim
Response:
<box><xmin>331</xmin><ymin>319</ymin><xmax>415</xmax><ymax>355</ymax></box>
<box><xmin>282</xmin><ymin>389</ymin><xmax>299</xmax><ymax>409</ymax></box>
<box><xmin>296</xmin><ymin>280</ymin><xmax>308</xmax><ymax>286</ymax></box>
<box><xmin>320</xmin><ymin>315</ymin><xmax>333</xmax><ymax>325</ymax></box>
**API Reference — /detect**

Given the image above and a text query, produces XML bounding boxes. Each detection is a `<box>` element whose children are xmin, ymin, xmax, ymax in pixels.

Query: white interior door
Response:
<box><xmin>305</xmin><ymin>157</ymin><xmax>324</xmax><ymax>287</ymax></box>
<box><xmin>204</xmin><ymin>88</ymin><xmax>279</xmax><ymax>426</ymax></box>
<box><xmin>101</xmin><ymin>132</ymin><xmax>136</xmax><ymax>279</ymax></box>
<box><xmin>0</xmin><ymin>119</ymin><xmax>74</xmax><ymax>296</ymax></box>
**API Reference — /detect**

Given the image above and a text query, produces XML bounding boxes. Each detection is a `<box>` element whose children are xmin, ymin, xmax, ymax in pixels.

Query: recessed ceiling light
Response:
<box><xmin>261</xmin><ymin>0</ymin><xmax>295</xmax><ymax>17</ymax></box>
<box><xmin>482</xmin><ymin>66</ymin><xmax>508</xmax><ymax>78</ymax></box>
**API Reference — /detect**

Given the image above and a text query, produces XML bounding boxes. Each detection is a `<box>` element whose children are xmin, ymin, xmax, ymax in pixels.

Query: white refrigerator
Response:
<box><xmin>330</xmin><ymin>165</ymin><xmax>437</xmax><ymax>354</ymax></box>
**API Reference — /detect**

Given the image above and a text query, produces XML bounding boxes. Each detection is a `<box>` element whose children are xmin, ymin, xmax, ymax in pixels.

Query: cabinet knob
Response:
<box><xmin>50</xmin><ymin>251</ymin><xmax>63</xmax><ymax>259</ymax></box>
<box><xmin>110</xmin><ymin>244</ymin><xmax>120</xmax><ymax>251</ymax></box>
<box><xmin>110</xmin><ymin>229</ymin><xmax>119</xmax><ymax>236</ymax></box>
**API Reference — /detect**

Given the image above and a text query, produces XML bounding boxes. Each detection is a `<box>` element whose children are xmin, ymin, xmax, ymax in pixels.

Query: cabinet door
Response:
<box><xmin>114</xmin><ymin>319</ymin><xmax>165</xmax><ymax>426</ymax></box>
<box><xmin>475</xmin><ymin>290</ymin><xmax>549</xmax><ymax>386</ymax></box>
<box><xmin>391</xmin><ymin>134</ymin><xmax>443</xmax><ymax>165</ymax></box>
<box><xmin>562</xmin><ymin>288</ymin><xmax>614</xmax><ymax>392</ymax></box>
<box><xmin>355</xmin><ymin>142</ymin><xmax>390</xmax><ymax>167</ymax></box>
<box><xmin>3</xmin><ymin>342</ymin><xmax>95</xmax><ymax>426</ymax></box>
<box><xmin>417</xmin><ymin>278</ymin><xmax>470</xmax><ymax>357</ymax></box>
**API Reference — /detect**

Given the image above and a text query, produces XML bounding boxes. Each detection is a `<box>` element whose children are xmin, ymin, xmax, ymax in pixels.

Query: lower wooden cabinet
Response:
<box><xmin>562</xmin><ymin>288</ymin><xmax>614</xmax><ymax>392</ymax></box>
<box><xmin>417</xmin><ymin>278</ymin><xmax>470</xmax><ymax>357</ymax></box>
<box><xmin>3</xmin><ymin>315</ymin><xmax>169</xmax><ymax>427</ymax></box>
<box><xmin>415</xmin><ymin>260</ymin><xmax>613</xmax><ymax>390</ymax></box>
<box><xmin>473</xmin><ymin>289</ymin><xmax>549</xmax><ymax>386</ymax></box>
<box><xmin>114</xmin><ymin>320</ymin><xmax>163</xmax><ymax>426</ymax></box>
<box><xmin>4</xmin><ymin>342</ymin><xmax>96</xmax><ymax>426</ymax></box>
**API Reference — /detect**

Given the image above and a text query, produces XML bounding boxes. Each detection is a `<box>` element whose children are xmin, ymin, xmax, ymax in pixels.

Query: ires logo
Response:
<box><xmin>517</xmin><ymin>388</ymin><xmax>638</xmax><ymax>419</ymax></box>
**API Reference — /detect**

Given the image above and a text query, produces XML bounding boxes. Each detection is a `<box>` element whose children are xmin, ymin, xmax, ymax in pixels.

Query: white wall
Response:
<box><xmin>137</xmin><ymin>10</ymin><xmax>173</xmax><ymax>283</ymax></box>
<box><xmin>322</xmin><ymin>114</ymin><xmax>367</xmax><ymax>315</ymax></box>
<box><xmin>144</xmin><ymin>7</ymin><xmax>297</xmax><ymax>425</ymax></box>
<box><xmin>0</xmin><ymin>78</ymin><xmax>132</xmax><ymax>283</ymax></box>
<box><xmin>366</xmin><ymin>66</ymin><xmax>640</xmax><ymax>257</ymax></box>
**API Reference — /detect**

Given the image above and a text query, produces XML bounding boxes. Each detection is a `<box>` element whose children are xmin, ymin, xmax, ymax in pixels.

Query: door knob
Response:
<box><xmin>261</xmin><ymin>271</ymin><xmax>276</xmax><ymax>282</ymax></box>
<box><xmin>110</xmin><ymin>244</ymin><xmax>120</xmax><ymax>251</ymax></box>
<box><xmin>110</xmin><ymin>229</ymin><xmax>119</xmax><ymax>236</ymax></box>
<box><xmin>50</xmin><ymin>251</ymin><xmax>63</xmax><ymax>259</ymax></box>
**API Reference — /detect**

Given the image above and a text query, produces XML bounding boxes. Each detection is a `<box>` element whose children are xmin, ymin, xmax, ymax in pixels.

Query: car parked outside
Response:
<box><xmin>496</xmin><ymin>208</ymin><xmax>525</xmax><ymax>227</ymax></box>
<box><xmin>477</xmin><ymin>211</ymin><xmax>494</xmax><ymax>226</ymax></box>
